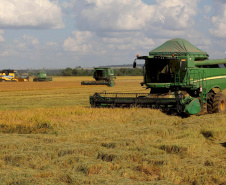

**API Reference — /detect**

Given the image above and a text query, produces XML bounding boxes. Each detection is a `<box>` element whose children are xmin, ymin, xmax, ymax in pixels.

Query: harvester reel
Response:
<box><xmin>213</xmin><ymin>92</ymin><xmax>226</xmax><ymax>113</ymax></box>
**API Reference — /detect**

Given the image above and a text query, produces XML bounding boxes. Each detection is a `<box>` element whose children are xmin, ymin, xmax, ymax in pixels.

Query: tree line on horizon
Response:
<box><xmin>61</xmin><ymin>67</ymin><xmax>143</xmax><ymax>76</ymax></box>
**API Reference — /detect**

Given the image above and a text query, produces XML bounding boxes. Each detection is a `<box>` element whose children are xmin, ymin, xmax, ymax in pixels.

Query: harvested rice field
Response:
<box><xmin>0</xmin><ymin>76</ymin><xmax>225</xmax><ymax>184</ymax></box>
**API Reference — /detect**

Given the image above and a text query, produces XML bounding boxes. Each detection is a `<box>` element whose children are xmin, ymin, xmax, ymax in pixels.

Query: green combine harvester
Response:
<box><xmin>81</xmin><ymin>67</ymin><xmax>116</xmax><ymax>87</ymax></box>
<box><xmin>90</xmin><ymin>38</ymin><xmax>226</xmax><ymax>115</ymax></box>
<box><xmin>33</xmin><ymin>70</ymin><xmax>52</xmax><ymax>82</ymax></box>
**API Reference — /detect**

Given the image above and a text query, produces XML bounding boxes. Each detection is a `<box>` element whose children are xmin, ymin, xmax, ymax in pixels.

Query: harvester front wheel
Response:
<box><xmin>213</xmin><ymin>92</ymin><xmax>226</xmax><ymax>113</ymax></box>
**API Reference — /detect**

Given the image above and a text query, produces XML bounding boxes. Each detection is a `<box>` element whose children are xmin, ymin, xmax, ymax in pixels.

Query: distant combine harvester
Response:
<box><xmin>33</xmin><ymin>70</ymin><xmax>52</xmax><ymax>82</ymax></box>
<box><xmin>81</xmin><ymin>67</ymin><xmax>116</xmax><ymax>87</ymax></box>
<box><xmin>0</xmin><ymin>69</ymin><xmax>29</xmax><ymax>82</ymax></box>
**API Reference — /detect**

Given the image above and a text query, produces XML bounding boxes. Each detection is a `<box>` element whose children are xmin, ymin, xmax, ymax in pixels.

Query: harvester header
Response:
<box><xmin>90</xmin><ymin>38</ymin><xmax>226</xmax><ymax>115</ymax></box>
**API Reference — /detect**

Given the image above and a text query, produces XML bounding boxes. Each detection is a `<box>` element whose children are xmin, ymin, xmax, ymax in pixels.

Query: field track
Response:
<box><xmin>0</xmin><ymin>76</ymin><xmax>225</xmax><ymax>184</ymax></box>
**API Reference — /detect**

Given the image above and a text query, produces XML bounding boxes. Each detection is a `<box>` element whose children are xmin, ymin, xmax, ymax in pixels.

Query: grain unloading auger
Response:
<box><xmin>90</xmin><ymin>38</ymin><xmax>226</xmax><ymax>115</ymax></box>
<box><xmin>81</xmin><ymin>68</ymin><xmax>116</xmax><ymax>87</ymax></box>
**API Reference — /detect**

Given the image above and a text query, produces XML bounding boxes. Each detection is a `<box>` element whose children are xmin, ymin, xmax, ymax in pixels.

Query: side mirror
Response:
<box><xmin>133</xmin><ymin>60</ymin><xmax>137</xmax><ymax>68</ymax></box>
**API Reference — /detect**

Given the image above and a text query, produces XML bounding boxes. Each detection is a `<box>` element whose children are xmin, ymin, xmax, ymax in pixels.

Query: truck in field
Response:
<box><xmin>81</xmin><ymin>67</ymin><xmax>116</xmax><ymax>87</ymax></box>
<box><xmin>90</xmin><ymin>38</ymin><xmax>226</xmax><ymax>115</ymax></box>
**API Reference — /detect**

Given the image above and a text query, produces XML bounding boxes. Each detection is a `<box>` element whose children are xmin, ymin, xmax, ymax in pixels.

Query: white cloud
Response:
<box><xmin>22</xmin><ymin>35</ymin><xmax>39</xmax><ymax>46</ymax></box>
<box><xmin>16</xmin><ymin>43</ymin><xmax>27</xmax><ymax>50</ymax></box>
<box><xmin>2</xmin><ymin>0</ymin><xmax>219</xmax><ymax>69</ymax></box>
<box><xmin>0</xmin><ymin>50</ymin><xmax>8</xmax><ymax>56</ymax></box>
<box><xmin>63</xmin><ymin>0</ymin><xmax>200</xmax><ymax>59</ymax></box>
<box><xmin>63</xmin><ymin>31</ymin><xmax>93</xmax><ymax>53</ymax></box>
<box><xmin>70</xmin><ymin>0</ymin><xmax>199</xmax><ymax>32</ymax></box>
<box><xmin>0</xmin><ymin>30</ymin><xmax>4</xmax><ymax>42</ymax></box>
<box><xmin>63</xmin><ymin>30</ymin><xmax>155</xmax><ymax>58</ymax></box>
<box><xmin>209</xmin><ymin>1</ymin><xmax>226</xmax><ymax>38</ymax></box>
<box><xmin>153</xmin><ymin>0</ymin><xmax>199</xmax><ymax>30</ymax></box>
<box><xmin>46</xmin><ymin>42</ymin><xmax>59</xmax><ymax>47</ymax></box>
<box><xmin>72</xmin><ymin>0</ymin><xmax>152</xmax><ymax>31</ymax></box>
<box><xmin>12</xmin><ymin>35</ymin><xmax>40</xmax><ymax>51</ymax></box>
<box><xmin>0</xmin><ymin>0</ymin><xmax>64</xmax><ymax>29</ymax></box>
<box><xmin>204</xmin><ymin>5</ymin><xmax>212</xmax><ymax>14</ymax></box>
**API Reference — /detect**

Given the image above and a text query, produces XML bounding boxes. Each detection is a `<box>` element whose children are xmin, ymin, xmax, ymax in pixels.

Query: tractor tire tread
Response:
<box><xmin>207</xmin><ymin>90</ymin><xmax>215</xmax><ymax>114</ymax></box>
<box><xmin>213</xmin><ymin>93</ymin><xmax>226</xmax><ymax>113</ymax></box>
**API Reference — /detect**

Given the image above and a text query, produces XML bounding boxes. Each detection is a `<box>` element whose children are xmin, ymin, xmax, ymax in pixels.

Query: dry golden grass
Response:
<box><xmin>0</xmin><ymin>76</ymin><xmax>225</xmax><ymax>184</ymax></box>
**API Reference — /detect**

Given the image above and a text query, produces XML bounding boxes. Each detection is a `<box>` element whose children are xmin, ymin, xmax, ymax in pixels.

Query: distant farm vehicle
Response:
<box><xmin>81</xmin><ymin>67</ymin><xmax>116</xmax><ymax>87</ymax></box>
<box><xmin>33</xmin><ymin>70</ymin><xmax>52</xmax><ymax>82</ymax></box>
<box><xmin>90</xmin><ymin>38</ymin><xmax>226</xmax><ymax>115</ymax></box>
<box><xmin>0</xmin><ymin>69</ymin><xmax>29</xmax><ymax>82</ymax></box>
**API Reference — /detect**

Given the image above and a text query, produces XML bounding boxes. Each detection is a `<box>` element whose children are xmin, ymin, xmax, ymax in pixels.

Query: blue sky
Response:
<box><xmin>0</xmin><ymin>0</ymin><xmax>226</xmax><ymax>69</ymax></box>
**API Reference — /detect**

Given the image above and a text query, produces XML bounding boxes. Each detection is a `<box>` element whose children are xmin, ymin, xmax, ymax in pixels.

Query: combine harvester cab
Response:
<box><xmin>81</xmin><ymin>67</ymin><xmax>116</xmax><ymax>87</ymax></box>
<box><xmin>90</xmin><ymin>38</ymin><xmax>226</xmax><ymax>115</ymax></box>
<box><xmin>0</xmin><ymin>69</ymin><xmax>29</xmax><ymax>82</ymax></box>
<box><xmin>33</xmin><ymin>70</ymin><xmax>52</xmax><ymax>82</ymax></box>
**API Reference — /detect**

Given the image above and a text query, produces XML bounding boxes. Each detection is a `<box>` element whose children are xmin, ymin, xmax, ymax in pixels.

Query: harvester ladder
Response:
<box><xmin>174</xmin><ymin>71</ymin><xmax>181</xmax><ymax>85</ymax></box>
<box><xmin>175</xmin><ymin>69</ymin><xmax>207</xmax><ymax>102</ymax></box>
<box><xmin>200</xmin><ymin>70</ymin><xmax>207</xmax><ymax>103</ymax></box>
<box><xmin>186</xmin><ymin>69</ymin><xmax>207</xmax><ymax>102</ymax></box>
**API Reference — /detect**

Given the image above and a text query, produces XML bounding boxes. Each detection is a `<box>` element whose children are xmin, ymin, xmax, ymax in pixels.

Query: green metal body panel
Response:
<box><xmin>195</xmin><ymin>59</ymin><xmax>226</xmax><ymax>66</ymax></box>
<box><xmin>81</xmin><ymin>67</ymin><xmax>115</xmax><ymax>87</ymax></box>
<box><xmin>184</xmin><ymin>98</ymin><xmax>201</xmax><ymax>115</ymax></box>
<box><xmin>93</xmin><ymin>68</ymin><xmax>114</xmax><ymax>80</ymax></box>
<box><xmin>149</xmin><ymin>38</ymin><xmax>208</xmax><ymax>56</ymax></box>
<box><xmin>146</xmin><ymin>83</ymin><xmax>171</xmax><ymax>88</ymax></box>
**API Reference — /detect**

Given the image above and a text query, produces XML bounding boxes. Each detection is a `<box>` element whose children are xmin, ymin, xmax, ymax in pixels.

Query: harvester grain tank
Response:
<box><xmin>33</xmin><ymin>70</ymin><xmax>52</xmax><ymax>82</ymax></box>
<box><xmin>90</xmin><ymin>38</ymin><xmax>226</xmax><ymax>115</ymax></box>
<box><xmin>0</xmin><ymin>69</ymin><xmax>29</xmax><ymax>82</ymax></box>
<box><xmin>81</xmin><ymin>67</ymin><xmax>116</xmax><ymax>87</ymax></box>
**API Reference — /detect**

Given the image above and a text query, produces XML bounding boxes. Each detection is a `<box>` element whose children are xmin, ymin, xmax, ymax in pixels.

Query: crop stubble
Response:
<box><xmin>0</xmin><ymin>76</ymin><xmax>225</xmax><ymax>184</ymax></box>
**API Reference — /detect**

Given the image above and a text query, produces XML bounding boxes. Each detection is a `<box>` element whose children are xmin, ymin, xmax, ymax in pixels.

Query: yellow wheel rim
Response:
<box><xmin>220</xmin><ymin>100</ymin><xmax>225</xmax><ymax>111</ymax></box>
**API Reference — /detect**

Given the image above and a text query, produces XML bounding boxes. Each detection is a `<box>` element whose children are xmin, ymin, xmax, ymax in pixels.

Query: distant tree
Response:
<box><xmin>72</xmin><ymin>68</ymin><xmax>78</xmax><ymax>76</ymax></box>
<box><xmin>62</xmin><ymin>67</ymin><xmax>73</xmax><ymax>76</ymax></box>
<box><xmin>119</xmin><ymin>68</ymin><xmax>127</xmax><ymax>76</ymax></box>
<box><xmin>114</xmin><ymin>68</ymin><xmax>143</xmax><ymax>76</ymax></box>
<box><xmin>60</xmin><ymin>67</ymin><xmax>142</xmax><ymax>76</ymax></box>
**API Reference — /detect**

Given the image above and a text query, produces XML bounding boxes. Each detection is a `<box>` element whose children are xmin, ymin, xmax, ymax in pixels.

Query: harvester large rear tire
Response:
<box><xmin>213</xmin><ymin>92</ymin><xmax>226</xmax><ymax>113</ymax></box>
<box><xmin>207</xmin><ymin>90</ymin><xmax>215</xmax><ymax>114</ymax></box>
